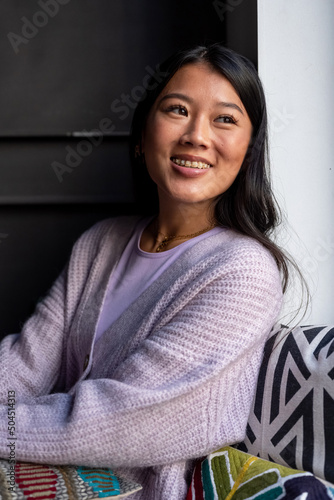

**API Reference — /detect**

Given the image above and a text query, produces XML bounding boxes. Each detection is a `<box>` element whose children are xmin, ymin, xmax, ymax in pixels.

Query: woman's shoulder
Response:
<box><xmin>197</xmin><ymin>229</ymin><xmax>283</xmax><ymax>307</ymax></box>
<box><xmin>68</xmin><ymin>215</ymin><xmax>143</xmax><ymax>264</ymax></box>
<box><xmin>209</xmin><ymin>228</ymin><xmax>281</xmax><ymax>277</ymax></box>
<box><xmin>76</xmin><ymin>215</ymin><xmax>142</xmax><ymax>244</ymax></box>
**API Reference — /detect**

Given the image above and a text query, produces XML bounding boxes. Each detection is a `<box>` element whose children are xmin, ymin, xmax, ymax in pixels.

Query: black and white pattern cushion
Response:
<box><xmin>237</xmin><ymin>324</ymin><xmax>334</xmax><ymax>483</ymax></box>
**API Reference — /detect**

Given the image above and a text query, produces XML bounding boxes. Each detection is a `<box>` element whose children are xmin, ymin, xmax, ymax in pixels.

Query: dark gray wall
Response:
<box><xmin>0</xmin><ymin>0</ymin><xmax>257</xmax><ymax>335</ymax></box>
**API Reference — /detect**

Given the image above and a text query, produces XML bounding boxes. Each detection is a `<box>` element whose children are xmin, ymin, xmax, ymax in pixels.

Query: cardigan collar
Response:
<box><xmin>66</xmin><ymin>216</ymin><xmax>235</xmax><ymax>385</ymax></box>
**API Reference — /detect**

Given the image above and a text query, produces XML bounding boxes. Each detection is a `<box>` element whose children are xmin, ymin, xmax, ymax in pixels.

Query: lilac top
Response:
<box><xmin>95</xmin><ymin>217</ymin><xmax>224</xmax><ymax>341</ymax></box>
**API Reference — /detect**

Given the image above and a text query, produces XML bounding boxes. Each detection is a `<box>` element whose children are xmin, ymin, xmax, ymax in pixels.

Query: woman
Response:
<box><xmin>0</xmin><ymin>44</ymin><xmax>285</xmax><ymax>499</ymax></box>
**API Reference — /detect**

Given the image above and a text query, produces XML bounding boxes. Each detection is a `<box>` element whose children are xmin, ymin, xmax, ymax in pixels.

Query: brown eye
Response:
<box><xmin>167</xmin><ymin>104</ymin><xmax>188</xmax><ymax>116</ymax></box>
<box><xmin>216</xmin><ymin>115</ymin><xmax>237</xmax><ymax>124</ymax></box>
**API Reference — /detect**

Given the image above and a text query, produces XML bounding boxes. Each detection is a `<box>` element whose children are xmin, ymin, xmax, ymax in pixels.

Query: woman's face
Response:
<box><xmin>142</xmin><ymin>62</ymin><xmax>253</xmax><ymax>210</ymax></box>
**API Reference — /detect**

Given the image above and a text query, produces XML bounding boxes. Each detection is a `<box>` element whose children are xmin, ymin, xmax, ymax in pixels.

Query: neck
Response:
<box><xmin>158</xmin><ymin>206</ymin><xmax>213</xmax><ymax>236</ymax></box>
<box><xmin>157</xmin><ymin>198</ymin><xmax>215</xmax><ymax>236</ymax></box>
<box><xmin>140</xmin><ymin>198</ymin><xmax>216</xmax><ymax>253</ymax></box>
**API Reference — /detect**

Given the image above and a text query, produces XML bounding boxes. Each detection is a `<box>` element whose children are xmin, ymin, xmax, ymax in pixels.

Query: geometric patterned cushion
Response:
<box><xmin>0</xmin><ymin>461</ymin><xmax>142</xmax><ymax>499</ymax></box>
<box><xmin>187</xmin><ymin>446</ymin><xmax>334</xmax><ymax>499</ymax></box>
<box><xmin>237</xmin><ymin>324</ymin><xmax>334</xmax><ymax>483</ymax></box>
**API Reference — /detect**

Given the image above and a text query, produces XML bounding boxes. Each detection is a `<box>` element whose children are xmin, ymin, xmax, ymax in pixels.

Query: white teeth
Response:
<box><xmin>172</xmin><ymin>157</ymin><xmax>211</xmax><ymax>169</ymax></box>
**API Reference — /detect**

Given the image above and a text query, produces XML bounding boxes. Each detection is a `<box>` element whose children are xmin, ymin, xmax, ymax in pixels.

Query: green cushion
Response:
<box><xmin>187</xmin><ymin>446</ymin><xmax>334</xmax><ymax>499</ymax></box>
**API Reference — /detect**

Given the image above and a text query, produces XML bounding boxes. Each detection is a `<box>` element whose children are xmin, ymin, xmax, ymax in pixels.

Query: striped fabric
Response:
<box><xmin>0</xmin><ymin>461</ymin><xmax>142</xmax><ymax>499</ymax></box>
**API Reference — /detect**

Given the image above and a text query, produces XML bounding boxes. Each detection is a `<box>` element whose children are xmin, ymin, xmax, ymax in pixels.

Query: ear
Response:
<box><xmin>135</xmin><ymin>136</ymin><xmax>146</xmax><ymax>164</ymax></box>
<box><xmin>135</xmin><ymin>144</ymin><xmax>141</xmax><ymax>158</ymax></box>
<box><xmin>135</xmin><ymin>136</ymin><xmax>144</xmax><ymax>157</ymax></box>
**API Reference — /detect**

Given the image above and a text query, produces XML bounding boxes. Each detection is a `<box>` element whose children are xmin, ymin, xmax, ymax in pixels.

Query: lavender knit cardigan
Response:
<box><xmin>0</xmin><ymin>216</ymin><xmax>282</xmax><ymax>499</ymax></box>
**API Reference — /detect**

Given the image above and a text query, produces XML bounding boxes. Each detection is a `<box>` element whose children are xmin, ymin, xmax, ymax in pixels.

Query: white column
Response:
<box><xmin>258</xmin><ymin>0</ymin><xmax>334</xmax><ymax>324</ymax></box>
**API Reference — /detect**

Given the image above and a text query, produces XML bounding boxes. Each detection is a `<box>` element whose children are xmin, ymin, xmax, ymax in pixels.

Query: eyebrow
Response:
<box><xmin>218</xmin><ymin>101</ymin><xmax>244</xmax><ymax>115</ymax></box>
<box><xmin>159</xmin><ymin>93</ymin><xmax>244</xmax><ymax>115</ymax></box>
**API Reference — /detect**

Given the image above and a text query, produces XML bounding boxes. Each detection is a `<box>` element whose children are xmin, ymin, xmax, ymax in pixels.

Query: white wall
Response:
<box><xmin>258</xmin><ymin>0</ymin><xmax>334</xmax><ymax>324</ymax></box>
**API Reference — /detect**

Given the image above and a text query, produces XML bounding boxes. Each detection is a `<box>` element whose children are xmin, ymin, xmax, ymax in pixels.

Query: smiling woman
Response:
<box><xmin>132</xmin><ymin>45</ymin><xmax>289</xmax><ymax>281</ymax></box>
<box><xmin>0</xmin><ymin>44</ymin><xmax>296</xmax><ymax>500</ymax></box>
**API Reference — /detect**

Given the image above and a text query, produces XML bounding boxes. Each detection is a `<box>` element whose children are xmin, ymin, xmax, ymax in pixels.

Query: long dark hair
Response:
<box><xmin>130</xmin><ymin>43</ymin><xmax>304</xmax><ymax>296</ymax></box>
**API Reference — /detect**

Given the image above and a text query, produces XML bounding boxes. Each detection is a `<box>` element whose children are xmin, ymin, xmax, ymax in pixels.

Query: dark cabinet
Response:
<box><xmin>0</xmin><ymin>0</ymin><xmax>257</xmax><ymax>334</ymax></box>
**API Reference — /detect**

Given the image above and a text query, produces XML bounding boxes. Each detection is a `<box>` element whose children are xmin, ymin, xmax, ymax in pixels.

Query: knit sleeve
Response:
<box><xmin>0</xmin><ymin>219</ymin><xmax>114</xmax><ymax>401</ymax></box>
<box><xmin>0</xmin><ymin>241</ymin><xmax>282</xmax><ymax>468</ymax></box>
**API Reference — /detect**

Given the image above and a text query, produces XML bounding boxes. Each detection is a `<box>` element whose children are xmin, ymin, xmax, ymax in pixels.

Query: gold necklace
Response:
<box><xmin>155</xmin><ymin>221</ymin><xmax>215</xmax><ymax>252</ymax></box>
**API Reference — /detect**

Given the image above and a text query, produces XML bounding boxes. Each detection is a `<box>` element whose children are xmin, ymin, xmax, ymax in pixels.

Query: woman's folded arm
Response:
<box><xmin>0</xmin><ymin>245</ymin><xmax>282</xmax><ymax>468</ymax></box>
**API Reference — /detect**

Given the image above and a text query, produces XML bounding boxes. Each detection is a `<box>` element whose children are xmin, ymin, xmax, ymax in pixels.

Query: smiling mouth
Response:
<box><xmin>171</xmin><ymin>157</ymin><xmax>212</xmax><ymax>169</ymax></box>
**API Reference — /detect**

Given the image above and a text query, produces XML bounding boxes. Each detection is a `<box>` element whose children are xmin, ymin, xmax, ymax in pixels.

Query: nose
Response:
<box><xmin>179</xmin><ymin>115</ymin><xmax>210</xmax><ymax>149</ymax></box>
